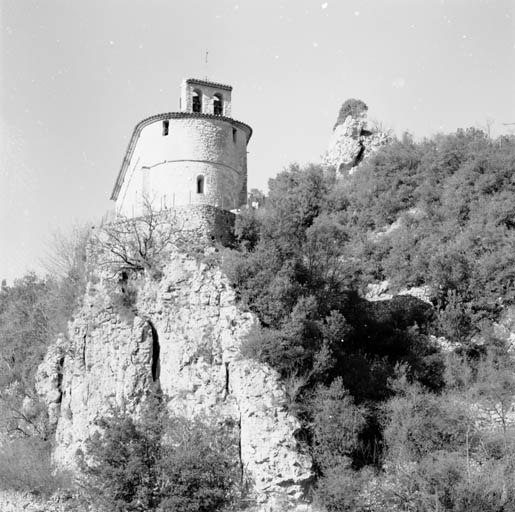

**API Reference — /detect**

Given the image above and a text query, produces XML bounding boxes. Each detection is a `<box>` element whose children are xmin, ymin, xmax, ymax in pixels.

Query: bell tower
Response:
<box><xmin>180</xmin><ymin>79</ymin><xmax>232</xmax><ymax>117</ymax></box>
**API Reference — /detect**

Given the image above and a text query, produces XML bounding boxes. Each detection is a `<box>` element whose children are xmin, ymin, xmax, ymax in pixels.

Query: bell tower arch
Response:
<box><xmin>180</xmin><ymin>79</ymin><xmax>232</xmax><ymax>117</ymax></box>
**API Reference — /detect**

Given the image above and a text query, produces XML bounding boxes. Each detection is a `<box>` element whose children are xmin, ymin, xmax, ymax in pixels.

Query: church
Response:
<box><xmin>110</xmin><ymin>79</ymin><xmax>252</xmax><ymax>217</ymax></box>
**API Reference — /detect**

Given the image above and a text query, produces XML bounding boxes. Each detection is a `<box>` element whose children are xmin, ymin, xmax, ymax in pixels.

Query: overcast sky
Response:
<box><xmin>1</xmin><ymin>0</ymin><xmax>514</xmax><ymax>283</ymax></box>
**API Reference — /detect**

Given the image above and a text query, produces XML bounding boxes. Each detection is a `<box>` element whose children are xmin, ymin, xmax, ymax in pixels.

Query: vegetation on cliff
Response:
<box><xmin>224</xmin><ymin>128</ymin><xmax>515</xmax><ymax>510</ymax></box>
<box><xmin>333</xmin><ymin>98</ymin><xmax>369</xmax><ymax>130</ymax></box>
<box><xmin>78</xmin><ymin>397</ymin><xmax>241</xmax><ymax>512</ymax></box>
<box><xmin>1</xmin><ymin>126</ymin><xmax>515</xmax><ymax>511</ymax></box>
<box><xmin>0</xmin><ymin>228</ymin><xmax>89</xmax><ymax>499</ymax></box>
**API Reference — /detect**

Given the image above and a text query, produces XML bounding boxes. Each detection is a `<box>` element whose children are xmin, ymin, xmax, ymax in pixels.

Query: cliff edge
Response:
<box><xmin>36</xmin><ymin>217</ymin><xmax>313</xmax><ymax>510</ymax></box>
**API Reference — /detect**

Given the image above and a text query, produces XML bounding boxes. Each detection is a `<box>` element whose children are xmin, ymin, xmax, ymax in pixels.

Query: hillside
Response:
<box><xmin>223</xmin><ymin>124</ymin><xmax>515</xmax><ymax>510</ymax></box>
<box><xmin>1</xmin><ymin>115</ymin><xmax>515</xmax><ymax>511</ymax></box>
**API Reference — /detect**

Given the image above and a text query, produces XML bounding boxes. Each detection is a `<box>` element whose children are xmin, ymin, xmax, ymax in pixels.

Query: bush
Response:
<box><xmin>0</xmin><ymin>437</ymin><xmax>70</xmax><ymax>496</ymax></box>
<box><xmin>311</xmin><ymin>378</ymin><xmax>367</xmax><ymax>471</ymax></box>
<box><xmin>313</xmin><ymin>462</ymin><xmax>369</xmax><ymax>512</ymax></box>
<box><xmin>79</xmin><ymin>401</ymin><xmax>241</xmax><ymax>512</ymax></box>
<box><xmin>158</xmin><ymin>418</ymin><xmax>238</xmax><ymax>512</ymax></box>
<box><xmin>383</xmin><ymin>387</ymin><xmax>475</xmax><ymax>463</ymax></box>
<box><xmin>333</xmin><ymin>98</ymin><xmax>368</xmax><ymax>129</ymax></box>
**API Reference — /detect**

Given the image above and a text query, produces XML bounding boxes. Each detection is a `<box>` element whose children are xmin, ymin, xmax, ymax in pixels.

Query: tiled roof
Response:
<box><xmin>185</xmin><ymin>78</ymin><xmax>233</xmax><ymax>91</ymax></box>
<box><xmin>110</xmin><ymin>112</ymin><xmax>252</xmax><ymax>201</ymax></box>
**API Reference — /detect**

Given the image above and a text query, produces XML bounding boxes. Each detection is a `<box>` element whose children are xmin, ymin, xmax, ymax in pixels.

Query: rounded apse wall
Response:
<box><xmin>116</xmin><ymin>115</ymin><xmax>250</xmax><ymax>216</ymax></box>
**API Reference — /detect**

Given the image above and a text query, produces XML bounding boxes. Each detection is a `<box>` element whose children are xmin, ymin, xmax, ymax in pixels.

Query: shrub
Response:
<box><xmin>0</xmin><ymin>437</ymin><xmax>71</xmax><ymax>496</ymax></box>
<box><xmin>383</xmin><ymin>388</ymin><xmax>474</xmax><ymax>463</ymax></box>
<box><xmin>333</xmin><ymin>98</ymin><xmax>368</xmax><ymax>129</ymax></box>
<box><xmin>313</xmin><ymin>462</ymin><xmax>369</xmax><ymax>512</ymax></box>
<box><xmin>310</xmin><ymin>378</ymin><xmax>367</xmax><ymax>471</ymax></box>
<box><xmin>79</xmin><ymin>401</ymin><xmax>241</xmax><ymax>512</ymax></box>
<box><xmin>158</xmin><ymin>417</ymin><xmax>238</xmax><ymax>512</ymax></box>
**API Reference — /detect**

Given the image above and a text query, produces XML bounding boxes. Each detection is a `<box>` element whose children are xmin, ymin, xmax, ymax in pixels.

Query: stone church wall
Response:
<box><xmin>115</xmin><ymin>116</ymin><xmax>249</xmax><ymax>217</ymax></box>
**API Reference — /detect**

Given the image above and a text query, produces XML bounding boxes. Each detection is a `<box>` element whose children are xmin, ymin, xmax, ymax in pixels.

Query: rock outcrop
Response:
<box><xmin>324</xmin><ymin>113</ymin><xmax>391</xmax><ymax>175</ymax></box>
<box><xmin>365</xmin><ymin>280</ymin><xmax>432</xmax><ymax>304</ymax></box>
<box><xmin>37</xmin><ymin>237</ymin><xmax>312</xmax><ymax>509</ymax></box>
<box><xmin>494</xmin><ymin>306</ymin><xmax>515</xmax><ymax>351</ymax></box>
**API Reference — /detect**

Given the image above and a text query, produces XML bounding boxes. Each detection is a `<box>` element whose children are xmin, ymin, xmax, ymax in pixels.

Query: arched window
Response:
<box><xmin>197</xmin><ymin>175</ymin><xmax>205</xmax><ymax>194</ymax></box>
<box><xmin>192</xmin><ymin>90</ymin><xmax>202</xmax><ymax>113</ymax></box>
<box><xmin>213</xmin><ymin>93</ymin><xmax>223</xmax><ymax>115</ymax></box>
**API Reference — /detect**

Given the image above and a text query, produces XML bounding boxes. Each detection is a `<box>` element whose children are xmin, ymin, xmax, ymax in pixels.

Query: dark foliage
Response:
<box><xmin>224</xmin><ymin>128</ymin><xmax>515</xmax><ymax>502</ymax></box>
<box><xmin>0</xmin><ymin>249</ymin><xmax>88</xmax><ymax>439</ymax></box>
<box><xmin>343</xmin><ymin>128</ymin><xmax>515</xmax><ymax>328</ymax></box>
<box><xmin>333</xmin><ymin>98</ymin><xmax>369</xmax><ymax>130</ymax></box>
<box><xmin>78</xmin><ymin>398</ymin><xmax>241</xmax><ymax>512</ymax></box>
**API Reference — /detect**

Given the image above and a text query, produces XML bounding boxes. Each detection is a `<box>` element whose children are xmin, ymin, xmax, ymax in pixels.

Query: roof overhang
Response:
<box><xmin>185</xmin><ymin>78</ymin><xmax>233</xmax><ymax>91</ymax></box>
<box><xmin>110</xmin><ymin>112</ymin><xmax>252</xmax><ymax>201</ymax></box>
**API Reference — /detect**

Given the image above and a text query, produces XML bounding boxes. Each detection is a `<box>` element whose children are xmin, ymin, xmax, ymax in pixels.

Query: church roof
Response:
<box><xmin>110</xmin><ymin>112</ymin><xmax>252</xmax><ymax>201</ymax></box>
<box><xmin>185</xmin><ymin>78</ymin><xmax>233</xmax><ymax>91</ymax></box>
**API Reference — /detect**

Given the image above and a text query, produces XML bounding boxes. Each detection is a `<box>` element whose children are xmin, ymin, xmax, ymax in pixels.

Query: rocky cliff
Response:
<box><xmin>324</xmin><ymin>112</ymin><xmax>391</xmax><ymax>175</ymax></box>
<box><xmin>36</xmin><ymin>228</ymin><xmax>313</xmax><ymax>510</ymax></box>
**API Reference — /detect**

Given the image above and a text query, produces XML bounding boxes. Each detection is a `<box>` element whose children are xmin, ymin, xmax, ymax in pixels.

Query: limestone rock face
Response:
<box><xmin>35</xmin><ymin>335</ymin><xmax>67</xmax><ymax>428</ymax></box>
<box><xmin>365</xmin><ymin>280</ymin><xmax>432</xmax><ymax>304</ymax></box>
<box><xmin>324</xmin><ymin>114</ymin><xmax>390</xmax><ymax>174</ymax></box>
<box><xmin>494</xmin><ymin>306</ymin><xmax>515</xmax><ymax>350</ymax></box>
<box><xmin>37</xmin><ymin>245</ymin><xmax>312</xmax><ymax>507</ymax></box>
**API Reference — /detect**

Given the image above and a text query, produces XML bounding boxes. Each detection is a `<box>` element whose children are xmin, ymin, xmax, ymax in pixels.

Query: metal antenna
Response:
<box><xmin>204</xmin><ymin>50</ymin><xmax>209</xmax><ymax>80</ymax></box>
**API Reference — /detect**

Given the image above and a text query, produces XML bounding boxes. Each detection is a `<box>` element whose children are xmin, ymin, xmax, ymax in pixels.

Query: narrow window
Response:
<box><xmin>162</xmin><ymin>120</ymin><xmax>169</xmax><ymax>136</ymax></box>
<box><xmin>192</xmin><ymin>90</ymin><xmax>202</xmax><ymax>113</ymax></box>
<box><xmin>197</xmin><ymin>175</ymin><xmax>205</xmax><ymax>194</ymax></box>
<box><xmin>232</xmin><ymin>128</ymin><xmax>237</xmax><ymax>143</ymax></box>
<box><xmin>213</xmin><ymin>93</ymin><xmax>223</xmax><ymax>115</ymax></box>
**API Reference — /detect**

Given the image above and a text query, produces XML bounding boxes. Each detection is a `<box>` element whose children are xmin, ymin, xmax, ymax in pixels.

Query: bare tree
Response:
<box><xmin>42</xmin><ymin>223</ymin><xmax>91</xmax><ymax>281</ymax></box>
<box><xmin>98</xmin><ymin>197</ymin><xmax>183</xmax><ymax>276</ymax></box>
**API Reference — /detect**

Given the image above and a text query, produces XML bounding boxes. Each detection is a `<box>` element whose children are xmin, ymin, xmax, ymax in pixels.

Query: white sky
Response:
<box><xmin>1</xmin><ymin>0</ymin><xmax>514</xmax><ymax>282</ymax></box>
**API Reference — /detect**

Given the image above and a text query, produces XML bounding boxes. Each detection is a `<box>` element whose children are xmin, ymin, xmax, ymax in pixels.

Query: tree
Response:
<box><xmin>79</xmin><ymin>409</ymin><xmax>162</xmax><ymax>511</ymax></box>
<box><xmin>158</xmin><ymin>415</ymin><xmax>240</xmax><ymax>512</ymax></box>
<box><xmin>42</xmin><ymin>223</ymin><xmax>91</xmax><ymax>282</ymax></box>
<box><xmin>79</xmin><ymin>401</ymin><xmax>240</xmax><ymax>512</ymax></box>
<box><xmin>42</xmin><ymin>223</ymin><xmax>91</xmax><ymax>339</ymax></box>
<box><xmin>0</xmin><ymin>224</ymin><xmax>91</xmax><ymax>440</ymax></box>
<box><xmin>98</xmin><ymin>197</ymin><xmax>183</xmax><ymax>276</ymax></box>
<box><xmin>0</xmin><ymin>274</ymin><xmax>53</xmax><ymax>439</ymax></box>
<box><xmin>311</xmin><ymin>378</ymin><xmax>367</xmax><ymax>471</ymax></box>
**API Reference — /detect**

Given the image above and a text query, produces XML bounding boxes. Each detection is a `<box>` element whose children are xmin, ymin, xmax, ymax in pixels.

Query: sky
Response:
<box><xmin>1</xmin><ymin>0</ymin><xmax>514</xmax><ymax>283</ymax></box>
